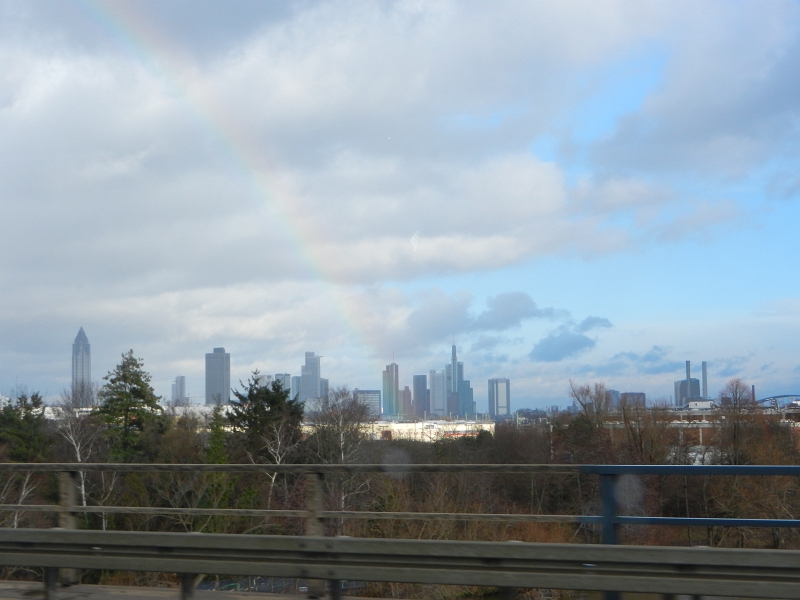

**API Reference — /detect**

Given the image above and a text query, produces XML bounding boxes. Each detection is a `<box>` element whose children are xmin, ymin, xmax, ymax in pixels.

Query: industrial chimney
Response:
<box><xmin>701</xmin><ymin>361</ymin><xmax>708</xmax><ymax>400</ymax></box>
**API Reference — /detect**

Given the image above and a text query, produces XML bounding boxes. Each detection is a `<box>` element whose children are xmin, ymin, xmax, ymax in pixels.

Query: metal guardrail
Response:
<box><xmin>3</xmin><ymin>529</ymin><xmax>800</xmax><ymax>599</ymax></box>
<box><xmin>1</xmin><ymin>463</ymin><xmax>799</xmax><ymax>599</ymax></box>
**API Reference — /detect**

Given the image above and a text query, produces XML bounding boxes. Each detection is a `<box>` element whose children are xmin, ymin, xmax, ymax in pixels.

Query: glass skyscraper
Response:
<box><xmin>72</xmin><ymin>327</ymin><xmax>92</xmax><ymax>407</ymax></box>
<box><xmin>205</xmin><ymin>347</ymin><xmax>230</xmax><ymax>405</ymax></box>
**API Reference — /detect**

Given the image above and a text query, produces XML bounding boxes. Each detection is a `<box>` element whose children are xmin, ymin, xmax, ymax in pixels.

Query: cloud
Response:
<box><xmin>529</xmin><ymin>317</ymin><xmax>611</xmax><ymax>362</ymax></box>
<box><xmin>363</xmin><ymin>289</ymin><xmax>561</xmax><ymax>358</ymax></box>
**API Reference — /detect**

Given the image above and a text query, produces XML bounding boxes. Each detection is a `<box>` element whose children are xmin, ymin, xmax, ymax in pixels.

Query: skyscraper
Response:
<box><xmin>205</xmin><ymin>347</ymin><xmax>230</xmax><ymax>405</ymax></box>
<box><xmin>354</xmin><ymin>389</ymin><xmax>381</xmax><ymax>418</ymax></box>
<box><xmin>488</xmin><ymin>378</ymin><xmax>511</xmax><ymax>418</ymax></box>
<box><xmin>382</xmin><ymin>362</ymin><xmax>399</xmax><ymax>416</ymax></box>
<box><xmin>300</xmin><ymin>352</ymin><xmax>322</xmax><ymax>402</ymax></box>
<box><xmin>445</xmin><ymin>345</ymin><xmax>473</xmax><ymax>417</ymax></box>
<box><xmin>413</xmin><ymin>374</ymin><xmax>428</xmax><ymax>417</ymax></box>
<box><xmin>274</xmin><ymin>373</ymin><xmax>292</xmax><ymax>392</ymax></box>
<box><xmin>72</xmin><ymin>327</ymin><xmax>92</xmax><ymax>407</ymax></box>
<box><xmin>171</xmin><ymin>376</ymin><xmax>187</xmax><ymax>404</ymax></box>
<box><xmin>429</xmin><ymin>369</ymin><xmax>446</xmax><ymax>416</ymax></box>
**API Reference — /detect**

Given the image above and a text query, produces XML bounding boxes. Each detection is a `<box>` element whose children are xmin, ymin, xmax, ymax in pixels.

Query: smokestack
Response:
<box><xmin>702</xmin><ymin>361</ymin><xmax>708</xmax><ymax>400</ymax></box>
<box><xmin>686</xmin><ymin>360</ymin><xmax>691</xmax><ymax>386</ymax></box>
<box><xmin>752</xmin><ymin>385</ymin><xmax>756</xmax><ymax>403</ymax></box>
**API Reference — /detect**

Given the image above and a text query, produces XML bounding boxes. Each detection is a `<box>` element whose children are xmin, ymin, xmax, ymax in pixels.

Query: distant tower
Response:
<box><xmin>171</xmin><ymin>376</ymin><xmax>187</xmax><ymax>404</ymax></box>
<box><xmin>205</xmin><ymin>347</ymin><xmax>230</xmax><ymax>405</ymax></box>
<box><xmin>488</xmin><ymin>378</ymin><xmax>511</xmax><ymax>418</ymax></box>
<box><xmin>71</xmin><ymin>327</ymin><xmax>92</xmax><ymax>407</ymax></box>
<box><xmin>382</xmin><ymin>362</ymin><xmax>399</xmax><ymax>416</ymax></box>
<box><xmin>300</xmin><ymin>352</ymin><xmax>322</xmax><ymax>401</ymax></box>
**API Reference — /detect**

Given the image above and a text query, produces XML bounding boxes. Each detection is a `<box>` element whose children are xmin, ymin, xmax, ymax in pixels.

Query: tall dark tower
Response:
<box><xmin>72</xmin><ymin>327</ymin><xmax>92</xmax><ymax>407</ymax></box>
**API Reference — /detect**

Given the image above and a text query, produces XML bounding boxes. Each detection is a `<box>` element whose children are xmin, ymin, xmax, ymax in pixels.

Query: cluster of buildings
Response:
<box><xmin>69</xmin><ymin>329</ymin><xmax>510</xmax><ymax>420</ymax></box>
<box><xmin>358</xmin><ymin>345</ymin><xmax>511</xmax><ymax>420</ymax></box>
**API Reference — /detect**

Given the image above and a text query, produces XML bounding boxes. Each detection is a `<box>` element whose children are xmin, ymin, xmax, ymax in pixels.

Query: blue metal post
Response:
<box><xmin>600</xmin><ymin>473</ymin><xmax>619</xmax><ymax>600</ymax></box>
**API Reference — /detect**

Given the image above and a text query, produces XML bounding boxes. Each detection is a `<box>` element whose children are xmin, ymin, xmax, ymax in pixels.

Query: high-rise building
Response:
<box><xmin>429</xmin><ymin>369</ymin><xmax>446</xmax><ymax>416</ymax></box>
<box><xmin>291</xmin><ymin>376</ymin><xmax>301</xmax><ymax>400</ymax></box>
<box><xmin>300</xmin><ymin>352</ymin><xmax>322</xmax><ymax>402</ymax></box>
<box><xmin>71</xmin><ymin>327</ymin><xmax>92</xmax><ymax>406</ymax></box>
<box><xmin>171</xmin><ymin>376</ymin><xmax>187</xmax><ymax>404</ymax></box>
<box><xmin>401</xmin><ymin>386</ymin><xmax>412</xmax><ymax>416</ymax></box>
<box><xmin>413</xmin><ymin>374</ymin><xmax>429</xmax><ymax>417</ymax></box>
<box><xmin>320</xmin><ymin>378</ymin><xmax>329</xmax><ymax>401</ymax></box>
<box><xmin>488</xmin><ymin>378</ymin><xmax>511</xmax><ymax>418</ymax></box>
<box><xmin>274</xmin><ymin>373</ymin><xmax>291</xmax><ymax>392</ymax></box>
<box><xmin>354</xmin><ymin>389</ymin><xmax>381</xmax><ymax>418</ymax></box>
<box><xmin>444</xmin><ymin>345</ymin><xmax>473</xmax><ymax>417</ymax></box>
<box><xmin>205</xmin><ymin>347</ymin><xmax>230</xmax><ymax>405</ymax></box>
<box><xmin>382</xmin><ymin>362</ymin><xmax>399</xmax><ymax>416</ymax></box>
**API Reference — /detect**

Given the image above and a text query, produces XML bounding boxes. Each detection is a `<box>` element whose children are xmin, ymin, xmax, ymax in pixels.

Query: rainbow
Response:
<box><xmin>77</xmin><ymin>0</ymin><xmax>389</xmax><ymax>370</ymax></box>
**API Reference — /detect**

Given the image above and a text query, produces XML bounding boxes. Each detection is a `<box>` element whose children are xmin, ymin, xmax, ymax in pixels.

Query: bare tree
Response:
<box><xmin>306</xmin><ymin>387</ymin><xmax>374</xmax><ymax>533</ymax></box>
<box><xmin>53</xmin><ymin>387</ymin><xmax>102</xmax><ymax>507</ymax></box>
<box><xmin>569</xmin><ymin>381</ymin><xmax>613</xmax><ymax>429</ymax></box>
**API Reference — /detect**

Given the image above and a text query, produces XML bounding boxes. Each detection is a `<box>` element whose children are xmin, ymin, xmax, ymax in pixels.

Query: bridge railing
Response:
<box><xmin>1</xmin><ymin>463</ymin><xmax>800</xmax><ymax>599</ymax></box>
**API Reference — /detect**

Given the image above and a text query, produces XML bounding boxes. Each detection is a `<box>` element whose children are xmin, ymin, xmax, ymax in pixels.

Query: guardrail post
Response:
<box><xmin>180</xmin><ymin>573</ymin><xmax>195</xmax><ymax>600</ymax></box>
<box><xmin>44</xmin><ymin>567</ymin><xmax>58</xmax><ymax>600</ymax></box>
<box><xmin>305</xmin><ymin>472</ymin><xmax>326</xmax><ymax>598</ymax></box>
<box><xmin>600</xmin><ymin>473</ymin><xmax>619</xmax><ymax>600</ymax></box>
<box><xmin>58</xmin><ymin>471</ymin><xmax>79</xmax><ymax>585</ymax></box>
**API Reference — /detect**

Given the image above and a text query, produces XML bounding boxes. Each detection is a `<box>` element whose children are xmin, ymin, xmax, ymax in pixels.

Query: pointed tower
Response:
<box><xmin>72</xmin><ymin>328</ymin><xmax>92</xmax><ymax>407</ymax></box>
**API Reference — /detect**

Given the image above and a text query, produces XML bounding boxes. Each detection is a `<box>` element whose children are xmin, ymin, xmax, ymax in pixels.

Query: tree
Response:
<box><xmin>569</xmin><ymin>381</ymin><xmax>613</xmax><ymax>429</ymax></box>
<box><xmin>53</xmin><ymin>387</ymin><xmax>103</xmax><ymax>507</ymax></box>
<box><xmin>0</xmin><ymin>392</ymin><xmax>52</xmax><ymax>463</ymax></box>
<box><xmin>716</xmin><ymin>378</ymin><xmax>758</xmax><ymax>465</ymax></box>
<box><xmin>227</xmin><ymin>371</ymin><xmax>304</xmax><ymax>464</ymax></box>
<box><xmin>0</xmin><ymin>391</ymin><xmax>54</xmax><ymax>528</ymax></box>
<box><xmin>95</xmin><ymin>350</ymin><xmax>163</xmax><ymax>462</ymax></box>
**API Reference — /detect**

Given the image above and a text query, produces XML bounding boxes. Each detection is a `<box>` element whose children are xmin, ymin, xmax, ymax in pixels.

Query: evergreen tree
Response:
<box><xmin>95</xmin><ymin>350</ymin><xmax>162</xmax><ymax>462</ymax></box>
<box><xmin>228</xmin><ymin>371</ymin><xmax>303</xmax><ymax>463</ymax></box>
<box><xmin>0</xmin><ymin>392</ymin><xmax>53</xmax><ymax>462</ymax></box>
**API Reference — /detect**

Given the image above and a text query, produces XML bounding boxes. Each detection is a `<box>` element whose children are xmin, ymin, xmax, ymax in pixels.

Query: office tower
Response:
<box><xmin>620</xmin><ymin>392</ymin><xmax>646</xmax><ymax>406</ymax></box>
<box><xmin>205</xmin><ymin>347</ymin><xmax>230</xmax><ymax>405</ymax></box>
<box><xmin>458</xmin><ymin>380</ymin><xmax>474</xmax><ymax>417</ymax></box>
<box><xmin>171</xmin><ymin>376</ymin><xmax>187</xmax><ymax>404</ymax></box>
<box><xmin>401</xmin><ymin>386</ymin><xmax>412</xmax><ymax>416</ymax></box>
<box><xmin>320</xmin><ymin>378</ymin><xmax>329</xmax><ymax>401</ymax></box>
<box><xmin>291</xmin><ymin>376</ymin><xmax>301</xmax><ymax>400</ymax></box>
<box><xmin>488</xmin><ymin>378</ymin><xmax>511</xmax><ymax>418</ymax></box>
<box><xmin>429</xmin><ymin>369</ymin><xmax>446</xmax><ymax>416</ymax></box>
<box><xmin>72</xmin><ymin>327</ymin><xmax>92</xmax><ymax>407</ymax></box>
<box><xmin>413</xmin><ymin>374</ymin><xmax>429</xmax><ymax>417</ymax></box>
<box><xmin>382</xmin><ymin>362</ymin><xmax>399</xmax><ymax>416</ymax></box>
<box><xmin>606</xmin><ymin>389</ymin><xmax>620</xmax><ymax>409</ymax></box>
<box><xmin>274</xmin><ymin>373</ymin><xmax>292</xmax><ymax>392</ymax></box>
<box><xmin>300</xmin><ymin>352</ymin><xmax>322</xmax><ymax>401</ymax></box>
<box><xmin>354</xmin><ymin>389</ymin><xmax>381</xmax><ymax>418</ymax></box>
<box><xmin>257</xmin><ymin>373</ymin><xmax>274</xmax><ymax>387</ymax></box>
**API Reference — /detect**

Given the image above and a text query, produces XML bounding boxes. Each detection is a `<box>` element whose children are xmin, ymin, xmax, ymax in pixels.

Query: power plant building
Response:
<box><xmin>674</xmin><ymin>360</ymin><xmax>707</xmax><ymax>406</ymax></box>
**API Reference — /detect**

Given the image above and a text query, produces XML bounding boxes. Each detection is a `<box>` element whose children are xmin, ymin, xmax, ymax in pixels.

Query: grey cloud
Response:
<box><xmin>474</xmin><ymin>292</ymin><xmax>562</xmax><ymax>330</ymax></box>
<box><xmin>580</xmin><ymin>345</ymin><xmax>684</xmax><ymax>377</ymax></box>
<box><xmin>577</xmin><ymin>316</ymin><xmax>612</xmax><ymax>333</ymax></box>
<box><xmin>529</xmin><ymin>329</ymin><xmax>595</xmax><ymax>362</ymax></box>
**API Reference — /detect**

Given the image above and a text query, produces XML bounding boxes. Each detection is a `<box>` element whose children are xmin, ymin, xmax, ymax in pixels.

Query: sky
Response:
<box><xmin>1</xmin><ymin>0</ymin><xmax>800</xmax><ymax>409</ymax></box>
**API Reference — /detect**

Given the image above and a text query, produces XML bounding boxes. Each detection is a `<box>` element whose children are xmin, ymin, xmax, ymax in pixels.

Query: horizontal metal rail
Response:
<box><xmin>5</xmin><ymin>462</ymin><xmax>800</xmax><ymax>475</ymax></box>
<box><xmin>1</xmin><ymin>528</ymin><xmax>800</xmax><ymax>599</ymax></box>
<box><xmin>0</xmin><ymin>504</ymin><xmax>582</xmax><ymax>523</ymax></box>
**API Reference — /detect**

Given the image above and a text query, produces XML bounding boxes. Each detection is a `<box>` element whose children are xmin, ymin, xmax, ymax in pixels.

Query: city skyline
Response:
<box><xmin>2</xmin><ymin>3</ymin><xmax>800</xmax><ymax>407</ymax></box>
